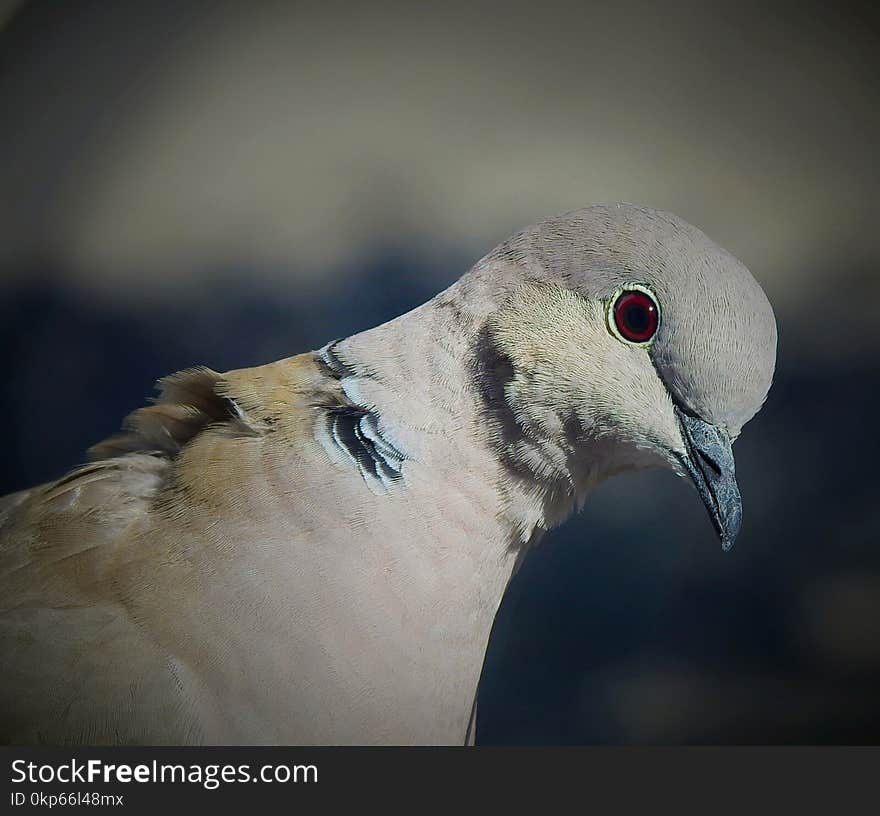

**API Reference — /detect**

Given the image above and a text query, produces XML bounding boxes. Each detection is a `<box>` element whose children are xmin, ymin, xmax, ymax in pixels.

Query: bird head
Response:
<box><xmin>479</xmin><ymin>204</ymin><xmax>777</xmax><ymax>549</ymax></box>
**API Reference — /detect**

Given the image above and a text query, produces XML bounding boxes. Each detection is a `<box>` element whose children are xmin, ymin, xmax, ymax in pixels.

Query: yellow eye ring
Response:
<box><xmin>606</xmin><ymin>284</ymin><xmax>661</xmax><ymax>346</ymax></box>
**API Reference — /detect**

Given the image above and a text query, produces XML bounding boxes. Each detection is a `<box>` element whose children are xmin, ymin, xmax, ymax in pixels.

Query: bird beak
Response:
<box><xmin>674</xmin><ymin>408</ymin><xmax>742</xmax><ymax>551</ymax></box>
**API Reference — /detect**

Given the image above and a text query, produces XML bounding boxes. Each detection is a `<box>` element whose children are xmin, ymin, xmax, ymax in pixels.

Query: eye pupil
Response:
<box><xmin>611</xmin><ymin>288</ymin><xmax>660</xmax><ymax>343</ymax></box>
<box><xmin>624</xmin><ymin>304</ymin><xmax>648</xmax><ymax>332</ymax></box>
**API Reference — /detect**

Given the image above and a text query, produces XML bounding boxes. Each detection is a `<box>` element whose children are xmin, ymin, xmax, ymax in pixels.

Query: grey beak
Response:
<box><xmin>674</xmin><ymin>408</ymin><xmax>742</xmax><ymax>551</ymax></box>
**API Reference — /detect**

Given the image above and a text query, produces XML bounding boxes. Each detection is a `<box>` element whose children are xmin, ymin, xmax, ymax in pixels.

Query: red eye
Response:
<box><xmin>611</xmin><ymin>288</ymin><xmax>659</xmax><ymax>344</ymax></box>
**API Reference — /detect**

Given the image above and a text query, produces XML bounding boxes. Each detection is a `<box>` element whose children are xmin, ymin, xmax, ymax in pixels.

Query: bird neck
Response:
<box><xmin>332</xmin><ymin>265</ymin><xmax>605</xmax><ymax>555</ymax></box>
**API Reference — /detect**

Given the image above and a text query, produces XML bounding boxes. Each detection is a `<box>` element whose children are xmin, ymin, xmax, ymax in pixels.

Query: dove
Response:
<box><xmin>0</xmin><ymin>204</ymin><xmax>776</xmax><ymax>745</ymax></box>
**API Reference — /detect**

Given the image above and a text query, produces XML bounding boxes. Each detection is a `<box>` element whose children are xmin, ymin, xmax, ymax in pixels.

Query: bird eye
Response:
<box><xmin>608</xmin><ymin>286</ymin><xmax>660</xmax><ymax>345</ymax></box>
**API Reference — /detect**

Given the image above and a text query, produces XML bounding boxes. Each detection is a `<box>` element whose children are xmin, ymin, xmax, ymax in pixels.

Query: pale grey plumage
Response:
<box><xmin>0</xmin><ymin>204</ymin><xmax>777</xmax><ymax>744</ymax></box>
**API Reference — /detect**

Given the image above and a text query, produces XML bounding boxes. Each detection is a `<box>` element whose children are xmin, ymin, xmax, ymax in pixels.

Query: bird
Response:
<box><xmin>0</xmin><ymin>204</ymin><xmax>777</xmax><ymax>745</ymax></box>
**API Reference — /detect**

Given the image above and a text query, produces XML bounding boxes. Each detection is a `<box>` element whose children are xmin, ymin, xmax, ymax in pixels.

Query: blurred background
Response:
<box><xmin>1</xmin><ymin>0</ymin><xmax>878</xmax><ymax>742</ymax></box>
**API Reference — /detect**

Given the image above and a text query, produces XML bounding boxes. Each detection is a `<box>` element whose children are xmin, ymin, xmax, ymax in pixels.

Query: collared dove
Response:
<box><xmin>0</xmin><ymin>205</ymin><xmax>776</xmax><ymax>745</ymax></box>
